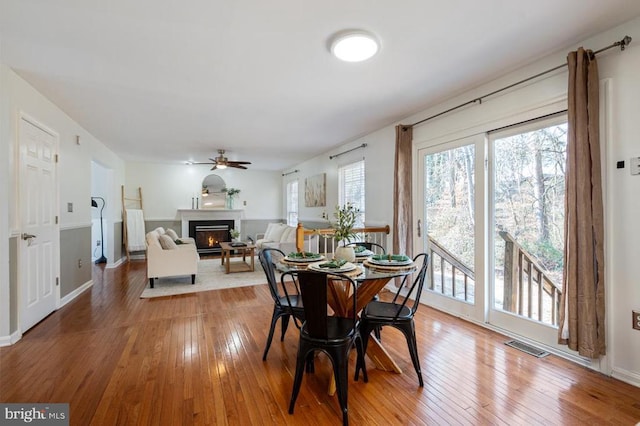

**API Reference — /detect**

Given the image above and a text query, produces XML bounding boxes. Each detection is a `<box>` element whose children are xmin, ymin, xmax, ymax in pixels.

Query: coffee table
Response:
<box><xmin>219</xmin><ymin>241</ymin><xmax>256</xmax><ymax>274</ymax></box>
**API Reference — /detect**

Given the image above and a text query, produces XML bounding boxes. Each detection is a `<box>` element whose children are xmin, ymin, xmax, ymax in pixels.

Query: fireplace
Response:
<box><xmin>189</xmin><ymin>220</ymin><xmax>234</xmax><ymax>254</ymax></box>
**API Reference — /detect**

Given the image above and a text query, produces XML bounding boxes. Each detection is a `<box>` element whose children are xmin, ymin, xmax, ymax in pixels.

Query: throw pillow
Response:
<box><xmin>159</xmin><ymin>234</ymin><xmax>178</xmax><ymax>250</ymax></box>
<box><xmin>165</xmin><ymin>228</ymin><xmax>179</xmax><ymax>240</ymax></box>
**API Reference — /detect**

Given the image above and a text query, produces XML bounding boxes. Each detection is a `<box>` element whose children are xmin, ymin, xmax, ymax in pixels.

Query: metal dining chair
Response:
<box><xmin>258</xmin><ymin>248</ymin><xmax>304</xmax><ymax>361</ymax></box>
<box><xmin>346</xmin><ymin>241</ymin><xmax>386</xmax><ymax>254</ymax></box>
<box><xmin>356</xmin><ymin>253</ymin><xmax>429</xmax><ymax>387</ymax></box>
<box><xmin>284</xmin><ymin>270</ymin><xmax>367</xmax><ymax>426</ymax></box>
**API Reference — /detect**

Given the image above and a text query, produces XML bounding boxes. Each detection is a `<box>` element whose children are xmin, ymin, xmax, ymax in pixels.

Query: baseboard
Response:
<box><xmin>0</xmin><ymin>330</ymin><xmax>22</xmax><ymax>347</ymax></box>
<box><xmin>107</xmin><ymin>257</ymin><xmax>126</xmax><ymax>269</ymax></box>
<box><xmin>60</xmin><ymin>279</ymin><xmax>94</xmax><ymax>308</ymax></box>
<box><xmin>611</xmin><ymin>366</ymin><xmax>640</xmax><ymax>388</ymax></box>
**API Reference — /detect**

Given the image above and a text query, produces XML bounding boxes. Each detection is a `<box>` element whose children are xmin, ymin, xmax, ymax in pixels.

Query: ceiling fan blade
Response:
<box><xmin>227</xmin><ymin>161</ymin><xmax>252</xmax><ymax>165</ymax></box>
<box><xmin>229</xmin><ymin>164</ymin><xmax>248</xmax><ymax>169</ymax></box>
<box><xmin>210</xmin><ymin>165</ymin><xmax>218</xmax><ymax>170</ymax></box>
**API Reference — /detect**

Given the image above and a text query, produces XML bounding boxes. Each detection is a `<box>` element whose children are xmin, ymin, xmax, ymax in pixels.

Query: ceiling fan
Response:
<box><xmin>190</xmin><ymin>149</ymin><xmax>252</xmax><ymax>170</ymax></box>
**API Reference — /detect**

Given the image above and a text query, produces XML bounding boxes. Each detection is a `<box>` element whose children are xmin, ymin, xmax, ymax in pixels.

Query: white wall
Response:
<box><xmin>125</xmin><ymin>162</ymin><xmax>282</xmax><ymax>221</ymax></box>
<box><xmin>287</xmin><ymin>17</ymin><xmax>640</xmax><ymax>386</ymax></box>
<box><xmin>0</xmin><ymin>63</ymin><xmax>126</xmax><ymax>341</ymax></box>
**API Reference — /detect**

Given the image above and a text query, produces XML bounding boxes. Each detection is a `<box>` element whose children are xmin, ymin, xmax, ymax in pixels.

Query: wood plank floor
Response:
<box><xmin>1</xmin><ymin>260</ymin><xmax>640</xmax><ymax>425</ymax></box>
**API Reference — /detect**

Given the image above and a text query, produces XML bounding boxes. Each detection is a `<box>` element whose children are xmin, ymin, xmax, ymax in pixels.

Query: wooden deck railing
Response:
<box><xmin>499</xmin><ymin>231</ymin><xmax>561</xmax><ymax>326</ymax></box>
<box><xmin>427</xmin><ymin>235</ymin><xmax>475</xmax><ymax>302</ymax></box>
<box><xmin>295</xmin><ymin>223</ymin><xmax>390</xmax><ymax>254</ymax></box>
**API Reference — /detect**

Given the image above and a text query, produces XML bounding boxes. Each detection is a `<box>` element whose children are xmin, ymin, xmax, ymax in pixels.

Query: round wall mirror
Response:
<box><xmin>201</xmin><ymin>174</ymin><xmax>227</xmax><ymax>209</ymax></box>
<box><xmin>201</xmin><ymin>174</ymin><xmax>226</xmax><ymax>195</ymax></box>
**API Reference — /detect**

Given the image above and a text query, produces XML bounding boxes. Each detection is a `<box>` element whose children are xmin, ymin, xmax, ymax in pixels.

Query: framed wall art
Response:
<box><xmin>304</xmin><ymin>173</ymin><xmax>326</xmax><ymax>207</ymax></box>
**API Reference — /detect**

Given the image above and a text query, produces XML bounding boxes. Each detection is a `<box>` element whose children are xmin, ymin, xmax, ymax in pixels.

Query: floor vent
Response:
<box><xmin>505</xmin><ymin>340</ymin><xmax>549</xmax><ymax>358</ymax></box>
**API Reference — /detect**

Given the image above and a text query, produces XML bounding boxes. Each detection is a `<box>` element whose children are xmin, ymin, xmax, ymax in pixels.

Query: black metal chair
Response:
<box><xmin>285</xmin><ymin>270</ymin><xmax>367</xmax><ymax>426</ymax></box>
<box><xmin>259</xmin><ymin>248</ymin><xmax>304</xmax><ymax>361</ymax></box>
<box><xmin>356</xmin><ymin>253</ymin><xmax>429</xmax><ymax>387</ymax></box>
<box><xmin>346</xmin><ymin>241</ymin><xmax>386</xmax><ymax>254</ymax></box>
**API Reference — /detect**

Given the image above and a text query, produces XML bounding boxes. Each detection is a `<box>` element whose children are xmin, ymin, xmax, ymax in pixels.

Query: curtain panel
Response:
<box><xmin>393</xmin><ymin>125</ymin><xmax>413</xmax><ymax>264</ymax></box>
<box><xmin>558</xmin><ymin>48</ymin><xmax>606</xmax><ymax>358</ymax></box>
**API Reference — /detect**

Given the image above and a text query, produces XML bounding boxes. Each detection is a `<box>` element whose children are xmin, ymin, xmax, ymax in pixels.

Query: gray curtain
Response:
<box><xmin>393</xmin><ymin>125</ymin><xmax>413</xmax><ymax>261</ymax></box>
<box><xmin>558</xmin><ymin>47</ymin><xmax>605</xmax><ymax>358</ymax></box>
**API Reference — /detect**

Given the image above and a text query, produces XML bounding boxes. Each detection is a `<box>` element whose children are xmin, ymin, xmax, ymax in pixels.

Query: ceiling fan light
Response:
<box><xmin>217</xmin><ymin>164</ymin><xmax>227</xmax><ymax>169</ymax></box>
<box><xmin>330</xmin><ymin>31</ymin><xmax>379</xmax><ymax>62</ymax></box>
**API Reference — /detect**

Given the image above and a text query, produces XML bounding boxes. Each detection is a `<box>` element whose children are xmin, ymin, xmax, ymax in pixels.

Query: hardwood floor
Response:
<box><xmin>1</xmin><ymin>260</ymin><xmax>640</xmax><ymax>425</ymax></box>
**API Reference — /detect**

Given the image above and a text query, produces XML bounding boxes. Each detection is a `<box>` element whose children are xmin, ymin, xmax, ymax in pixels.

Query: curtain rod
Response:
<box><xmin>329</xmin><ymin>143</ymin><xmax>367</xmax><ymax>160</ymax></box>
<box><xmin>406</xmin><ymin>35</ymin><xmax>632</xmax><ymax>129</ymax></box>
<box><xmin>282</xmin><ymin>169</ymin><xmax>299</xmax><ymax>176</ymax></box>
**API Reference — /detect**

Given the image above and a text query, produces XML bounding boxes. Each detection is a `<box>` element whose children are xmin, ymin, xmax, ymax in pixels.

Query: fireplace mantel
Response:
<box><xmin>178</xmin><ymin>209</ymin><xmax>244</xmax><ymax>237</ymax></box>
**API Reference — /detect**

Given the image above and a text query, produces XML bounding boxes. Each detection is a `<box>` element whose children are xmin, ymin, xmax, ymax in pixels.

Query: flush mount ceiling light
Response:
<box><xmin>330</xmin><ymin>30</ymin><xmax>379</xmax><ymax>62</ymax></box>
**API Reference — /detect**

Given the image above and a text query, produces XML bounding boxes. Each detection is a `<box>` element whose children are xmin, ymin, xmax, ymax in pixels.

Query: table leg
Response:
<box><xmin>224</xmin><ymin>250</ymin><xmax>230</xmax><ymax>274</ymax></box>
<box><xmin>250</xmin><ymin>248</ymin><xmax>255</xmax><ymax>271</ymax></box>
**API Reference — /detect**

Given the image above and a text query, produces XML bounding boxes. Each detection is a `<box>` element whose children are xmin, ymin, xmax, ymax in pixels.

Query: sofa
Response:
<box><xmin>255</xmin><ymin>223</ymin><xmax>297</xmax><ymax>254</ymax></box>
<box><xmin>145</xmin><ymin>227</ymin><xmax>200</xmax><ymax>288</ymax></box>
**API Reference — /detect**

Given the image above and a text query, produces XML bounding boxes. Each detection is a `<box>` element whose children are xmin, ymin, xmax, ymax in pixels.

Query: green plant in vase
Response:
<box><xmin>329</xmin><ymin>203</ymin><xmax>360</xmax><ymax>262</ymax></box>
<box><xmin>229</xmin><ymin>228</ymin><xmax>240</xmax><ymax>241</ymax></box>
<box><xmin>222</xmin><ymin>187</ymin><xmax>241</xmax><ymax>209</ymax></box>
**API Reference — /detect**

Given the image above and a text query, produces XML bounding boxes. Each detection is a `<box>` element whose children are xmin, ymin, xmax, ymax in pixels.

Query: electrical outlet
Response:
<box><xmin>78</xmin><ymin>259</ymin><xmax>82</xmax><ymax>268</ymax></box>
<box><xmin>633</xmin><ymin>311</ymin><xmax>640</xmax><ymax>331</ymax></box>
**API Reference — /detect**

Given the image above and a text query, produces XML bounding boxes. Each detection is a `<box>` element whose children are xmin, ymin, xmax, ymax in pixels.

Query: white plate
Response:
<box><xmin>367</xmin><ymin>257</ymin><xmax>413</xmax><ymax>267</ymax></box>
<box><xmin>307</xmin><ymin>261</ymin><xmax>357</xmax><ymax>273</ymax></box>
<box><xmin>354</xmin><ymin>249</ymin><xmax>374</xmax><ymax>257</ymax></box>
<box><xmin>284</xmin><ymin>255</ymin><xmax>325</xmax><ymax>263</ymax></box>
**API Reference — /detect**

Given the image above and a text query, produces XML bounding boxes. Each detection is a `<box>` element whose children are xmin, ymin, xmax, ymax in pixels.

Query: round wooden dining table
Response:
<box><xmin>279</xmin><ymin>258</ymin><xmax>416</xmax><ymax>394</ymax></box>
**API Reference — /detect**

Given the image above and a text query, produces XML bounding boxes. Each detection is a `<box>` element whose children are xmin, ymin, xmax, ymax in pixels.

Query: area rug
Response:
<box><xmin>140</xmin><ymin>258</ymin><xmax>268</xmax><ymax>298</ymax></box>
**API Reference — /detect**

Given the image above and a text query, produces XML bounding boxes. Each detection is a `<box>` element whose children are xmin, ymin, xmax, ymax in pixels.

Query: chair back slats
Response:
<box><xmin>297</xmin><ymin>271</ymin><xmax>330</xmax><ymax>339</ymax></box>
<box><xmin>259</xmin><ymin>248</ymin><xmax>285</xmax><ymax>303</ymax></box>
<box><xmin>390</xmin><ymin>253</ymin><xmax>429</xmax><ymax>320</ymax></box>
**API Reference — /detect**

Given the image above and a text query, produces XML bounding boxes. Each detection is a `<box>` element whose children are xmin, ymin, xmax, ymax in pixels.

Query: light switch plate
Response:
<box><xmin>67</xmin><ymin>202</ymin><xmax>73</xmax><ymax>212</ymax></box>
<box><xmin>630</xmin><ymin>157</ymin><xmax>640</xmax><ymax>175</ymax></box>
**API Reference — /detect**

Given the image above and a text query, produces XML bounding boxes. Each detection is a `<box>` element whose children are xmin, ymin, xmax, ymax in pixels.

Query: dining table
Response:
<box><xmin>279</xmin><ymin>252</ymin><xmax>417</xmax><ymax>395</ymax></box>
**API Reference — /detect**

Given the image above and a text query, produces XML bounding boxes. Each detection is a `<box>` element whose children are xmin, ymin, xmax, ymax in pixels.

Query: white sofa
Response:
<box><xmin>255</xmin><ymin>223</ymin><xmax>298</xmax><ymax>254</ymax></box>
<box><xmin>145</xmin><ymin>227</ymin><xmax>200</xmax><ymax>288</ymax></box>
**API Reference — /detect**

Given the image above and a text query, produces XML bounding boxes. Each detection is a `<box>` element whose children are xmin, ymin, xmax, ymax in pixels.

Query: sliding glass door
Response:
<box><xmin>417</xmin><ymin>114</ymin><xmax>569</xmax><ymax>350</ymax></box>
<box><xmin>488</xmin><ymin>115</ymin><xmax>567</xmax><ymax>346</ymax></box>
<box><xmin>417</xmin><ymin>135</ymin><xmax>485</xmax><ymax>321</ymax></box>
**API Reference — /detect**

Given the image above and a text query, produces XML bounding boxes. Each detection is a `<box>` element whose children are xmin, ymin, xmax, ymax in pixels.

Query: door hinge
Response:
<box><xmin>56</xmin><ymin>277</ymin><xmax>59</xmax><ymax>286</ymax></box>
<box><xmin>55</xmin><ymin>216</ymin><xmax>58</xmax><ymax>224</ymax></box>
<box><xmin>55</xmin><ymin>154</ymin><xmax>59</xmax><ymax>163</ymax></box>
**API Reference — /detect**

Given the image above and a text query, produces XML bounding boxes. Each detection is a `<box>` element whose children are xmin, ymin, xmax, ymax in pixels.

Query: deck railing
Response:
<box><xmin>295</xmin><ymin>223</ymin><xmax>390</xmax><ymax>254</ymax></box>
<box><xmin>427</xmin><ymin>235</ymin><xmax>475</xmax><ymax>302</ymax></box>
<box><xmin>499</xmin><ymin>231</ymin><xmax>562</xmax><ymax>326</ymax></box>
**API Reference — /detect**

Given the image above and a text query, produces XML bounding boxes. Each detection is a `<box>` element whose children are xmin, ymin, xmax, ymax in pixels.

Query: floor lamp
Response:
<box><xmin>91</xmin><ymin>196</ymin><xmax>107</xmax><ymax>264</ymax></box>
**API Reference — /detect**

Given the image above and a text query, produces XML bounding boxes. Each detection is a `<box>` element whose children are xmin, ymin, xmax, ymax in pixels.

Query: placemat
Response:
<box><xmin>362</xmin><ymin>259</ymin><xmax>416</xmax><ymax>272</ymax></box>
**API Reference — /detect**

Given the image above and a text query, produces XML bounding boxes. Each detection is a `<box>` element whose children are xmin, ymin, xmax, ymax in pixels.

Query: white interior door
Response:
<box><xmin>19</xmin><ymin>116</ymin><xmax>59</xmax><ymax>332</ymax></box>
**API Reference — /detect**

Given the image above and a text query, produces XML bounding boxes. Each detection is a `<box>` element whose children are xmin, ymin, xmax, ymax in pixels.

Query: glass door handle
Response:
<box><xmin>417</xmin><ymin>219</ymin><xmax>422</xmax><ymax>238</ymax></box>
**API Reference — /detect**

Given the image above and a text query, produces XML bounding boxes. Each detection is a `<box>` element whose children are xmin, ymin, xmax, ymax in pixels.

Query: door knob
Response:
<box><xmin>21</xmin><ymin>233</ymin><xmax>36</xmax><ymax>240</ymax></box>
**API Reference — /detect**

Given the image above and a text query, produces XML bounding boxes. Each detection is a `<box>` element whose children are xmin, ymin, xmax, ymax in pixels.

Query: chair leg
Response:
<box><xmin>330</xmin><ymin>347</ymin><xmax>350</xmax><ymax>426</ymax></box>
<box><xmin>398</xmin><ymin>321</ymin><xmax>423</xmax><ymax>387</ymax></box>
<box><xmin>149</xmin><ymin>278</ymin><xmax>154</xmax><ymax>288</ymax></box>
<box><xmin>280</xmin><ymin>315</ymin><xmax>290</xmax><ymax>341</ymax></box>
<box><xmin>355</xmin><ymin>323</ymin><xmax>371</xmax><ymax>382</ymax></box>
<box><xmin>289</xmin><ymin>346</ymin><xmax>308</xmax><ymax>414</ymax></box>
<box><xmin>191</xmin><ymin>274</ymin><xmax>196</xmax><ymax>284</ymax></box>
<box><xmin>354</xmin><ymin>336</ymin><xmax>368</xmax><ymax>383</ymax></box>
<box><xmin>263</xmin><ymin>307</ymin><xmax>284</xmax><ymax>361</ymax></box>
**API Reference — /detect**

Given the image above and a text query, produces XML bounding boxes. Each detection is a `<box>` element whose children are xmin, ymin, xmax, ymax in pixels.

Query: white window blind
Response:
<box><xmin>286</xmin><ymin>180</ymin><xmax>298</xmax><ymax>226</ymax></box>
<box><xmin>339</xmin><ymin>160</ymin><xmax>365</xmax><ymax>227</ymax></box>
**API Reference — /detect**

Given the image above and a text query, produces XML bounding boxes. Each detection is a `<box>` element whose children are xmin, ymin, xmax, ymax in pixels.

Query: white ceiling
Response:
<box><xmin>2</xmin><ymin>1</ymin><xmax>640</xmax><ymax>171</ymax></box>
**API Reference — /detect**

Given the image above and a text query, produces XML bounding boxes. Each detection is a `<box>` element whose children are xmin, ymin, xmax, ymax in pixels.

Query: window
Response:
<box><xmin>286</xmin><ymin>180</ymin><xmax>298</xmax><ymax>226</ymax></box>
<box><xmin>338</xmin><ymin>160</ymin><xmax>365</xmax><ymax>227</ymax></box>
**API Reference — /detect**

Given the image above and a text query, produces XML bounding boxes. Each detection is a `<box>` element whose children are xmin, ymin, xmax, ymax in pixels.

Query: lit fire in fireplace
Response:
<box><xmin>208</xmin><ymin>236</ymin><xmax>215</xmax><ymax>247</ymax></box>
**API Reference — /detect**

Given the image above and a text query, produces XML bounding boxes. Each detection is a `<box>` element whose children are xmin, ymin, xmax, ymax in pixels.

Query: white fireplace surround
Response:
<box><xmin>178</xmin><ymin>209</ymin><xmax>244</xmax><ymax>238</ymax></box>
